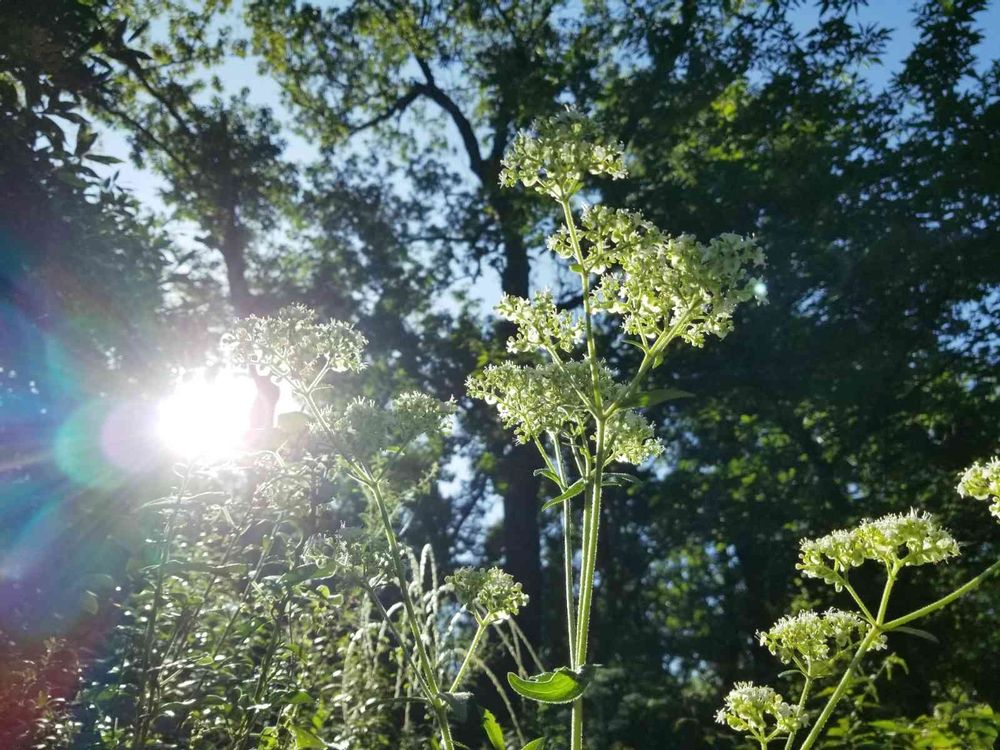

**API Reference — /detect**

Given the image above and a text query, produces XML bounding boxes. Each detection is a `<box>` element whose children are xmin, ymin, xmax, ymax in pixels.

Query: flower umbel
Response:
<box><xmin>715</xmin><ymin>682</ymin><xmax>804</xmax><ymax>745</ymax></box>
<box><xmin>497</xmin><ymin>290</ymin><xmax>584</xmax><ymax>354</ymax></box>
<box><xmin>798</xmin><ymin>510</ymin><xmax>959</xmax><ymax>589</ymax></box>
<box><xmin>591</xmin><ymin>232</ymin><xmax>766</xmax><ymax>347</ymax></box>
<box><xmin>957</xmin><ymin>456</ymin><xmax>1000</xmax><ymax>521</ymax></box>
<box><xmin>448</xmin><ymin>567</ymin><xmax>528</xmax><ymax>621</ymax></box>
<box><xmin>758</xmin><ymin>609</ymin><xmax>883</xmax><ymax>677</ymax></box>
<box><xmin>500</xmin><ymin>110</ymin><xmax>626</xmax><ymax>200</ymax></box>
<box><xmin>222</xmin><ymin>303</ymin><xmax>366</xmax><ymax>384</ymax></box>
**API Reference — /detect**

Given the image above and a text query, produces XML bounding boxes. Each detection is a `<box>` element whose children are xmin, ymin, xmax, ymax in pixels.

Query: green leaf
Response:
<box><xmin>619</xmin><ymin>387</ymin><xmax>693</xmax><ymax>409</ymax></box>
<box><xmin>893</xmin><ymin>626</ymin><xmax>940</xmax><ymax>644</ymax></box>
<box><xmin>482</xmin><ymin>709</ymin><xmax>505</xmax><ymax>750</ymax></box>
<box><xmin>522</xmin><ymin>740</ymin><xmax>546</xmax><ymax>750</ymax></box>
<box><xmin>292</xmin><ymin>727</ymin><xmax>326</xmax><ymax>749</ymax></box>
<box><xmin>541</xmin><ymin>478</ymin><xmax>586</xmax><ymax>512</ymax></box>
<box><xmin>603</xmin><ymin>472</ymin><xmax>639</xmax><ymax>488</ymax></box>
<box><xmin>507</xmin><ymin>666</ymin><xmax>594</xmax><ymax>704</ymax></box>
<box><xmin>533</xmin><ymin>468</ymin><xmax>561</xmax><ymax>485</ymax></box>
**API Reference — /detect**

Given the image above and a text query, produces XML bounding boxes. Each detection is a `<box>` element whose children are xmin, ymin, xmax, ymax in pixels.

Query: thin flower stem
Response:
<box><xmin>883</xmin><ymin>558</ymin><xmax>1000</xmax><ymax>630</ymax></box>
<box><xmin>363</xmin><ymin>584</ymin><xmax>434</xmax><ymax>698</ymax></box>
<box><xmin>449</xmin><ymin>616</ymin><xmax>490</xmax><ymax>692</ymax></box>
<box><xmin>798</xmin><ymin>572</ymin><xmax>896</xmax><ymax>750</ymax></box>
<box><xmin>361</xmin><ymin>472</ymin><xmax>454</xmax><ymax>750</ymax></box>
<box><xmin>552</xmin><ymin>434</ymin><xmax>578</xmax><ymax>668</ymax></box>
<box><xmin>132</xmin><ymin>462</ymin><xmax>193</xmax><ymax>750</ymax></box>
<box><xmin>842</xmin><ymin>580</ymin><xmax>875</xmax><ymax>623</ymax></box>
<box><xmin>559</xmin><ymin>197</ymin><xmax>603</xmax><ymax>411</ymax></box>
<box><xmin>783</xmin><ymin>675</ymin><xmax>812</xmax><ymax>750</ymax></box>
<box><xmin>298</xmin><ymin>382</ymin><xmax>454</xmax><ymax>750</ymax></box>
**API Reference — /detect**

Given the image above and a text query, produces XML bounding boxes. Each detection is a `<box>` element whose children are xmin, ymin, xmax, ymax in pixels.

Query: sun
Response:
<box><xmin>157</xmin><ymin>370</ymin><xmax>258</xmax><ymax>459</ymax></box>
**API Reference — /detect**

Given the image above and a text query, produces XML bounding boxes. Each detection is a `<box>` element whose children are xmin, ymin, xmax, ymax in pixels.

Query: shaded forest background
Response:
<box><xmin>1</xmin><ymin>0</ymin><xmax>998</xmax><ymax>747</ymax></box>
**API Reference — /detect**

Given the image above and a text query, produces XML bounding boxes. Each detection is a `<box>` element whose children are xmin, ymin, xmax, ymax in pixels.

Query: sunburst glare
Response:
<box><xmin>157</xmin><ymin>370</ymin><xmax>257</xmax><ymax>459</ymax></box>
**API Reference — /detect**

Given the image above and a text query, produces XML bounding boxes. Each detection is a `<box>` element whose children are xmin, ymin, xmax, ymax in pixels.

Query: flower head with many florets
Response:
<box><xmin>448</xmin><ymin>567</ymin><xmax>528</xmax><ymax>621</ymax></box>
<box><xmin>222</xmin><ymin>304</ymin><xmax>366</xmax><ymax>385</ymax></box>
<box><xmin>715</xmin><ymin>682</ymin><xmax>804</xmax><ymax>744</ymax></box>
<box><xmin>958</xmin><ymin>456</ymin><xmax>1000</xmax><ymax>521</ymax></box>
<box><xmin>798</xmin><ymin>510</ymin><xmax>959</xmax><ymax>589</ymax></box>
<box><xmin>500</xmin><ymin>110</ymin><xmax>626</xmax><ymax>200</ymax></box>
<box><xmin>758</xmin><ymin>609</ymin><xmax>883</xmax><ymax>677</ymax></box>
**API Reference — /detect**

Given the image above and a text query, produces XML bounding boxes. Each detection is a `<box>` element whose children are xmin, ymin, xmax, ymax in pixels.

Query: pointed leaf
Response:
<box><xmin>292</xmin><ymin>727</ymin><xmax>326</xmax><ymax>749</ymax></box>
<box><xmin>507</xmin><ymin>666</ymin><xmax>594</xmax><ymax>704</ymax></box>
<box><xmin>533</xmin><ymin>468</ymin><xmax>561</xmax><ymax>485</ymax></box>
<box><xmin>619</xmin><ymin>388</ymin><xmax>693</xmax><ymax>409</ymax></box>
<box><xmin>603</xmin><ymin>472</ymin><xmax>639</xmax><ymax>488</ymax></box>
<box><xmin>541</xmin><ymin>479</ymin><xmax>586</xmax><ymax>512</ymax></box>
<box><xmin>522</xmin><ymin>740</ymin><xmax>546</xmax><ymax>750</ymax></box>
<box><xmin>893</xmin><ymin>626</ymin><xmax>939</xmax><ymax>644</ymax></box>
<box><xmin>482</xmin><ymin>709</ymin><xmax>505</xmax><ymax>750</ymax></box>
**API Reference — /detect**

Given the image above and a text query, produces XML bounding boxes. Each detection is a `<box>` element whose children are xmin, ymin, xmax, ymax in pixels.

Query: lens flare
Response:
<box><xmin>157</xmin><ymin>370</ymin><xmax>257</xmax><ymax>459</ymax></box>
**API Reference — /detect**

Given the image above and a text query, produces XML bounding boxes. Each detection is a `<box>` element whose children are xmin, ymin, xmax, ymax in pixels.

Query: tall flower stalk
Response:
<box><xmin>470</xmin><ymin>110</ymin><xmax>766</xmax><ymax>749</ymax></box>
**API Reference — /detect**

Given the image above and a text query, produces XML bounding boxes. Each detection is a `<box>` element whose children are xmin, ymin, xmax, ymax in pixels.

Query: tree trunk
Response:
<box><xmin>494</xmin><ymin>193</ymin><xmax>543</xmax><ymax>645</ymax></box>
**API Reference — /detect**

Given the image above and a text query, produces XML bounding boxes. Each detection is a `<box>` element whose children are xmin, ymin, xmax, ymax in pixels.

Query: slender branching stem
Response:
<box><xmin>783</xmin><ymin>675</ymin><xmax>812</xmax><ymax>750</ymax></box>
<box><xmin>798</xmin><ymin>571</ymin><xmax>897</xmax><ymax>750</ymax></box>
<box><xmin>449</xmin><ymin>615</ymin><xmax>491</xmax><ymax>692</ymax></box>
<box><xmin>552</xmin><ymin>433</ymin><xmax>578</xmax><ymax>667</ymax></box>
<box><xmin>884</xmin><ymin>558</ymin><xmax>1000</xmax><ymax>630</ymax></box>
<box><xmin>571</xmin><ymin>418</ymin><xmax>607</xmax><ymax>750</ymax></box>
<box><xmin>360</xmin><ymin>471</ymin><xmax>454</xmax><ymax>750</ymax></box>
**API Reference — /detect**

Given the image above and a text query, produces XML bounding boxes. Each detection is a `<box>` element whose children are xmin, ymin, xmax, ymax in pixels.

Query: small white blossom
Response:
<box><xmin>957</xmin><ymin>456</ymin><xmax>1000</xmax><ymax>521</ymax></box>
<box><xmin>715</xmin><ymin>682</ymin><xmax>804</xmax><ymax>743</ymax></box>
<box><xmin>798</xmin><ymin>510</ymin><xmax>959</xmax><ymax>588</ymax></box>
<box><xmin>448</xmin><ymin>567</ymin><xmax>528</xmax><ymax>621</ymax></box>
<box><xmin>222</xmin><ymin>304</ymin><xmax>366</xmax><ymax>383</ymax></box>
<box><xmin>499</xmin><ymin>110</ymin><xmax>627</xmax><ymax>200</ymax></box>
<box><xmin>496</xmin><ymin>290</ymin><xmax>584</xmax><ymax>354</ymax></box>
<box><xmin>468</xmin><ymin>361</ymin><xmax>660</xmax><ymax>466</ymax></box>
<box><xmin>758</xmin><ymin>609</ymin><xmax>883</xmax><ymax>677</ymax></box>
<box><xmin>591</xmin><ymin>232</ymin><xmax>766</xmax><ymax>347</ymax></box>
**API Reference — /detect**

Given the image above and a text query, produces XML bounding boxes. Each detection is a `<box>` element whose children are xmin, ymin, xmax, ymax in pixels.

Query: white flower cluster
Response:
<box><xmin>547</xmin><ymin>205</ymin><xmax>661</xmax><ymax>273</ymax></box>
<box><xmin>499</xmin><ymin>110</ymin><xmax>627</xmax><ymax>200</ymax></box>
<box><xmin>447</xmin><ymin>566</ymin><xmax>528</xmax><ymax>621</ymax></box>
<box><xmin>798</xmin><ymin>510</ymin><xmax>959</xmax><ymax>588</ymax></box>
<box><xmin>222</xmin><ymin>304</ymin><xmax>367</xmax><ymax>383</ymax></box>
<box><xmin>497</xmin><ymin>291</ymin><xmax>584</xmax><ymax>354</ymax></box>
<box><xmin>326</xmin><ymin>392</ymin><xmax>457</xmax><ymax>466</ymax></box>
<box><xmin>957</xmin><ymin>456</ymin><xmax>1000</xmax><ymax>521</ymax></box>
<box><xmin>758</xmin><ymin>609</ymin><xmax>883</xmax><ymax>677</ymax></box>
<box><xmin>467</xmin><ymin>361</ymin><xmax>592</xmax><ymax>443</ymax></box>
<box><xmin>591</xmin><ymin>232</ymin><xmax>766</xmax><ymax>347</ymax></box>
<box><xmin>467</xmin><ymin>361</ymin><xmax>662</xmax><ymax>465</ymax></box>
<box><xmin>715</xmin><ymin>682</ymin><xmax>804</xmax><ymax>742</ymax></box>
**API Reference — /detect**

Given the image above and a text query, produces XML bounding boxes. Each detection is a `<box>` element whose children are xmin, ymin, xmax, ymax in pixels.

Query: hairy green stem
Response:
<box><xmin>550</xmin><ymin>433</ymin><xmax>578</xmax><ymax>667</ymax></box>
<box><xmin>783</xmin><ymin>675</ymin><xmax>812</xmax><ymax>750</ymax></box>
<box><xmin>300</xmin><ymin>383</ymin><xmax>454</xmax><ymax>749</ymax></box>
<box><xmin>449</xmin><ymin>616</ymin><xmax>490</xmax><ymax>692</ymax></box>
<box><xmin>571</xmin><ymin>418</ymin><xmax>607</xmax><ymax>750</ymax></box>
<box><xmin>884</xmin><ymin>558</ymin><xmax>1000</xmax><ymax>630</ymax></box>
